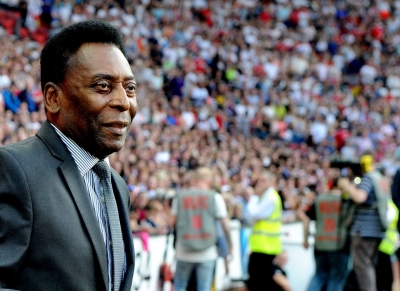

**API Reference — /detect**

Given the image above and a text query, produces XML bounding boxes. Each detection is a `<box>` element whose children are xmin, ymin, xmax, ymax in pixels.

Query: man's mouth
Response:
<box><xmin>104</xmin><ymin>122</ymin><xmax>128</xmax><ymax>135</ymax></box>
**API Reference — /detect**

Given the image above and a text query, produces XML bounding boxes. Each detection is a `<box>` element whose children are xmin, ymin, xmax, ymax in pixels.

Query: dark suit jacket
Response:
<box><xmin>391</xmin><ymin>168</ymin><xmax>400</xmax><ymax>231</ymax></box>
<box><xmin>0</xmin><ymin>121</ymin><xmax>135</xmax><ymax>291</ymax></box>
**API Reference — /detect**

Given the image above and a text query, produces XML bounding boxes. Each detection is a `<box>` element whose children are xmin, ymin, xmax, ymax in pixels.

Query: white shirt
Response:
<box><xmin>181</xmin><ymin>111</ymin><xmax>196</xmax><ymax>130</ymax></box>
<box><xmin>0</xmin><ymin>74</ymin><xmax>11</xmax><ymax>89</ymax></box>
<box><xmin>310</xmin><ymin>121</ymin><xmax>328</xmax><ymax>144</ymax></box>
<box><xmin>191</xmin><ymin>86</ymin><xmax>209</xmax><ymax>101</ymax></box>
<box><xmin>247</xmin><ymin>187</ymin><xmax>276</xmax><ymax>225</ymax></box>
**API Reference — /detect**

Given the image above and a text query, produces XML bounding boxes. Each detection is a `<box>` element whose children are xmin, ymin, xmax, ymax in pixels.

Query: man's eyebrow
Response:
<box><xmin>127</xmin><ymin>75</ymin><xmax>137</xmax><ymax>82</ymax></box>
<box><xmin>92</xmin><ymin>73</ymin><xmax>136</xmax><ymax>82</ymax></box>
<box><xmin>92</xmin><ymin>73</ymin><xmax>113</xmax><ymax>80</ymax></box>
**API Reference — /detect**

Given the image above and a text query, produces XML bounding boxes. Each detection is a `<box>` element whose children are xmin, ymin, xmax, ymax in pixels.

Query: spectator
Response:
<box><xmin>169</xmin><ymin>167</ymin><xmax>232</xmax><ymax>291</ymax></box>
<box><xmin>3</xmin><ymin>0</ymin><xmax>400</xmax><ymax>287</ymax></box>
<box><xmin>355</xmin><ymin>129</ymin><xmax>375</xmax><ymax>157</ymax></box>
<box><xmin>3</xmin><ymin>84</ymin><xmax>21</xmax><ymax>114</ymax></box>
<box><xmin>270</xmin><ymin>250</ymin><xmax>292</xmax><ymax>291</ymax></box>
<box><xmin>140</xmin><ymin>198</ymin><xmax>169</xmax><ymax>235</ymax></box>
<box><xmin>18</xmin><ymin>80</ymin><xmax>37</xmax><ymax>112</ymax></box>
<box><xmin>237</xmin><ymin>185</ymin><xmax>254</xmax><ymax>226</ymax></box>
<box><xmin>309</xmin><ymin>114</ymin><xmax>329</xmax><ymax>147</ymax></box>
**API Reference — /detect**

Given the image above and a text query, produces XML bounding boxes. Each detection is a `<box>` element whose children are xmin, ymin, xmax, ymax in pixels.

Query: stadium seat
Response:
<box><xmin>19</xmin><ymin>27</ymin><xmax>30</xmax><ymax>38</ymax></box>
<box><xmin>32</xmin><ymin>27</ymin><xmax>49</xmax><ymax>45</ymax></box>
<box><xmin>0</xmin><ymin>12</ymin><xmax>17</xmax><ymax>35</ymax></box>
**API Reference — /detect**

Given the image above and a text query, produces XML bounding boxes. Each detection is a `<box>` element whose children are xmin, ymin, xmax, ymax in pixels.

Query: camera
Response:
<box><xmin>330</xmin><ymin>158</ymin><xmax>362</xmax><ymax>179</ymax></box>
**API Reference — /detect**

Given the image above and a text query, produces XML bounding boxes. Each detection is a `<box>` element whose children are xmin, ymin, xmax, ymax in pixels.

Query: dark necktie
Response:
<box><xmin>93</xmin><ymin>161</ymin><xmax>124</xmax><ymax>291</ymax></box>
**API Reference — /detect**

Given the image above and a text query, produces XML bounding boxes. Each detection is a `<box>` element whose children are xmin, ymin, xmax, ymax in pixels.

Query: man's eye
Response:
<box><xmin>96</xmin><ymin>83</ymin><xmax>111</xmax><ymax>91</ymax></box>
<box><xmin>125</xmin><ymin>84</ymin><xmax>136</xmax><ymax>95</ymax></box>
<box><xmin>125</xmin><ymin>84</ymin><xmax>136</xmax><ymax>91</ymax></box>
<box><xmin>126</xmin><ymin>86</ymin><xmax>136</xmax><ymax>92</ymax></box>
<box><xmin>94</xmin><ymin>83</ymin><xmax>112</xmax><ymax>93</ymax></box>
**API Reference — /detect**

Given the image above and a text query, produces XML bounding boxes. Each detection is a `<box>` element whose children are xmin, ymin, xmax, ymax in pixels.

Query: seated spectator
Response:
<box><xmin>239</xmin><ymin>186</ymin><xmax>255</xmax><ymax>226</ymax></box>
<box><xmin>231</xmin><ymin>202</ymin><xmax>244</xmax><ymax>223</ymax></box>
<box><xmin>270</xmin><ymin>251</ymin><xmax>292</xmax><ymax>291</ymax></box>
<box><xmin>3</xmin><ymin>85</ymin><xmax>20</xmax><ymax>114</ymax></box>
<box><xmin>189</xmin><ymin>77</ymin><xmax>209</xmax><ymax>107</ymax></box>
<box><xmin>341</xmin><ymin>138</ymin><xmax>357</xmax><ymax>161</ymax></box>
<box><xmin>0</xmin><ymin>91</ymin><xmax>4</xmax><ymax>112</ymax></box>
<box><xmin>4</xmin><ymin>3</ymin><xmax>400</xmax><ymax>287</ymax></box>
<box><xmin>355</xmin><ymin>128</ymin><xmax>375</xmax><ymax>156</ymax></box>
<box><xmin>130</xmin><ymin>191</ymin><xmax>149</xmax><ymax>233</ymax></box>
<box><xmin>18</xmin><ymin>85</ymin><xmax>37</xmax><ymax>113</ymax></box>
<box><xmin>140</xmin><ymin>198</ymin><xmax>169</xmax><ymax>235</ymax></box>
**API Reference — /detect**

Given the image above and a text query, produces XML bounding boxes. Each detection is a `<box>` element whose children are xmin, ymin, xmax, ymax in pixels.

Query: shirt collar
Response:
<box><xmin>50</xmin><ymin>123</ymin><xmax>109</xmax><ymax>176</ymax></box>
<box><xmin>261</xmin><ymin>187</ymin><xmax>275</xmax><ymax>199</ymax></box>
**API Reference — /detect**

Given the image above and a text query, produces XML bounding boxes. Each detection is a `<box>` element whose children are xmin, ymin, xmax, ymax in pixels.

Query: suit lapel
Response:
<box><xmin>37</xmin><ymin>122</ymin><xmax>109</xmax><ymax>290</ymax></box>
<box><xmin>60</xmin><ymin>157</ymin><xmax>109</xmax><ymax>289</ymax></box>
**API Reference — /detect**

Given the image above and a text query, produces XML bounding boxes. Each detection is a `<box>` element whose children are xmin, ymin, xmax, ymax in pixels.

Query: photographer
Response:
<box><xmin>339</xmin><ymin>154</ymin><xmax>389</xmax><ymax>291</ymax></box>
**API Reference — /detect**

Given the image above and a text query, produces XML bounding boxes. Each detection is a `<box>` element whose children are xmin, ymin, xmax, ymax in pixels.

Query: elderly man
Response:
<box><xmin>0</xmin><ymin>20</ymin><xmax>136</xmax><ymax>291</ymax></box>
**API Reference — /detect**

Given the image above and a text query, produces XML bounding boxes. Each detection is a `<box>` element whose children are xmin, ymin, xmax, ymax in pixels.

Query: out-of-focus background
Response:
<box><xmin>2</xmin><ymin>0</ymin><xmax>400</xmax><ymax>290</ymax></box>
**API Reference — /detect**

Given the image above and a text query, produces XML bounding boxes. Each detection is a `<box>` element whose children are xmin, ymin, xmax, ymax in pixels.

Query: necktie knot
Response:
<box><xmin>93</xmin><ymin>161</ymin><xmax>111</xmax><ymax>181</ymax></box>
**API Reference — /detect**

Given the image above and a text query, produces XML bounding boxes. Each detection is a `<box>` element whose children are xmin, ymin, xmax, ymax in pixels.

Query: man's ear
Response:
<box><xmin>44</xmin><ymin>82</ymin><xmax>62</xmax><ymax>114</ymax></box>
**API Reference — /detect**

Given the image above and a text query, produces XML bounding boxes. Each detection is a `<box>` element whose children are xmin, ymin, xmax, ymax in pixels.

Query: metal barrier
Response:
<box><xmin>131</xmin><ymin>220</ymin><xmax>315</xmax><ymax>291</ymax></box>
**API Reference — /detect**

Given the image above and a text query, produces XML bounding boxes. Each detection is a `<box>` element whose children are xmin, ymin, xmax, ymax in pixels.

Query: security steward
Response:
<box><xmin>246</xmin><ymin>170</ymin><xmax>283</xmax><ymax>291</ymax></box>
<box><xmin>303</xmin><ymin>175</ymin><xmax>353</xmax><ymax>291</ymax></box>
<box><xmin>376</xmin><ymin>199</ymin><xmax>399</xmax><ymax>291</ymax></box>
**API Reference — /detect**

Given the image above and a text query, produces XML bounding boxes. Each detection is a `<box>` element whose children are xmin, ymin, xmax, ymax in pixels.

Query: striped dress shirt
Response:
<box><xmin>350</xmin><ymin>175</ymin><xmax>385</xmax><ymax>239</ymax></box>
<box><xmin>51</xmin><ymin>124</ymin><xmax>126</xmax><ymax>291</ymax></box>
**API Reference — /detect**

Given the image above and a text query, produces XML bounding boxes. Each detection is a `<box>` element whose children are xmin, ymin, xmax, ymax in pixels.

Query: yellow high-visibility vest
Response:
<box><xmin>249</xmin><ymin>189</ymin><xmax>282</xmax><ymax>255</ymax></box>
<box><xmin>379</xmin><ymin>199</ymin><xmax>399</xmax><ymax>255</ymax></box>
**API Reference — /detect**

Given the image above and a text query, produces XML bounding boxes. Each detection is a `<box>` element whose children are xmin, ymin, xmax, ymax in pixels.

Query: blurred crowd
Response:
<box><xmin>2</xmin><ymin>0</ymin><xmax>400</xmax><ymax>238</ymax></box>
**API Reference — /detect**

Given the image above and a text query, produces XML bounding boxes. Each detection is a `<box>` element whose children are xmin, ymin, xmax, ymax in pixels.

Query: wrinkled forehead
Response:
<box><xmin>66</xmin><ymin>43</ymin><xmax>134</xmax><ymax>81</ymax></box>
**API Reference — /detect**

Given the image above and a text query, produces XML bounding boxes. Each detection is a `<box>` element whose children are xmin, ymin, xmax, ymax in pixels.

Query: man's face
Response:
<box><xmin>254</xmin><ymin>174</ymin><xmax>271</xmax><ymax>195</ymax></box>
<box><xmin>57</xmin><ymin>43</ymin><xmax>137</xmax><ymax>158</ymax></box>
<box><xmin>243</xmin><ymin>188</ymin><xmax>252</xmax><ymax>201</ymax></box>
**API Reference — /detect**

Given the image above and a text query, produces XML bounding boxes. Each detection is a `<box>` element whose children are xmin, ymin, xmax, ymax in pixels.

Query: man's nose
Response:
<box><xmin>110</xmin><ymin>83</ymin><xmax>130</xmax><ymax>110</ymax></box>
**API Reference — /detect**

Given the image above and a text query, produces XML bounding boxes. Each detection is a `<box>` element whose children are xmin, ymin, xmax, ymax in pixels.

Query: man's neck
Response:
<box><xmin>192</xmin><ymin>182</ymin><xmax>210</xmax><ymax>190</ymax></box>
<box><xmin>256</xmin><ymin>186</ymin><xmax>273</xmax><ymax>197</ymax></box>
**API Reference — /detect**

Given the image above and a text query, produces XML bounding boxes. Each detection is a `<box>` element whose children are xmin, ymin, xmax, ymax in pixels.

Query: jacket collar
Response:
<box><xmin>36</xmin><ymin>121</ymin><xmax>109</xmax><ymax>289</ymax></box>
